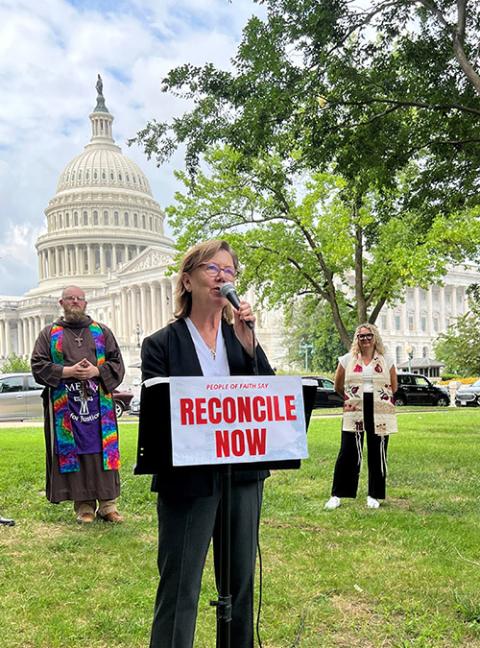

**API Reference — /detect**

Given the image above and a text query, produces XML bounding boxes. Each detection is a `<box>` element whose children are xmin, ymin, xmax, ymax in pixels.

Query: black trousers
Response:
<box><xmin>150</xmin><ymin>477</ymin><xmax>263</xmax><ymax>648</ymax></box>
<box><xmin>331</xmin><ymin>393</ymin><xmax>389</xmax><ymax>499</ymax></box>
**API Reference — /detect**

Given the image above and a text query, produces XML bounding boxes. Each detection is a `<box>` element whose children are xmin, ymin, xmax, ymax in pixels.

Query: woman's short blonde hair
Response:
<box><xmin>350</xmin><ymin>322</ymin><xmax>385</xmax><ymax>356</ymax></box>
<box><xmin>174</xmin><ymin>239</ymin><xmax>239</xmax><ymax>320</ymax></box>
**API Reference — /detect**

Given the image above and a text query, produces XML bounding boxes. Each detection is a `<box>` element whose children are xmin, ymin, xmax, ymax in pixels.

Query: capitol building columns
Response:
<box><xmin>160</xmin><ymin>281</ymin><xmax>171</xmax><ymax>329</ymax></box>
<box><xmin>105</xmin><ymin>277</ymin><xmax>175</xmax><ymax>350</ymax></box>
<box><xmin>451</xmin><ymin>286</ymin><xmax>457</xmax><ymax>319</ymax></box>
<box><xmin>427</xmin><ymin>288</ymin><xmax>434</xmax><ymax>335</ymax></box>
<box><xmin>377</xmin><ymin>273</ymin><xmax>475</xmax><ymax>368</ymax></box>
<box><xmin>440</xmin><ymin>288</ymin><xmax>446</xmax><ymax>328</ymax></box>
<box><xmin>0</xmin><ymin>320</ymin><xmax>8</xmax><ymax>357</ymax></box>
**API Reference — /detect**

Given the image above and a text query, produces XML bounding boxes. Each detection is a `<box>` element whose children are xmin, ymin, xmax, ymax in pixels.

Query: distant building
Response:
<box><xmin>377</xmin><ymin>272</ymin><xmax>479</xmax><ymax>369</ymax></box>
<box><xmin>397</xmin><ymin>357</ymin><xmax>445</xmax><ymax>379</ymax></box>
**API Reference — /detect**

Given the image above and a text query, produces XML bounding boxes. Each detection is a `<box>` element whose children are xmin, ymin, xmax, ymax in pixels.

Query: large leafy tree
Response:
<box><xmin>167</xmin><ymin>147</ymin><xmax>480</xmax><ymax>347</ymax></box>
<box><xmin>133</xmin><ymin>0</ymin><xmax>480</xmax><ymax>346</ymax></box>
<box><xmin>134</xmin><ymin>0</ymin><xmax>480</xmax><ymax>209</ymax></box>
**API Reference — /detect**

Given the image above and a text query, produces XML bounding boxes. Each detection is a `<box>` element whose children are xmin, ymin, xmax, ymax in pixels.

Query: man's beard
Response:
<box><xmin>63</xmin><ymin>305</ymin><xmax>88</xmax><ymax>322</ymax></box>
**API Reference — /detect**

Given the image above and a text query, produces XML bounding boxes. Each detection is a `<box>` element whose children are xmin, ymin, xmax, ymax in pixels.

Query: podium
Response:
<box><xmin>135</xmin><ymin>375</ymin><xmax>317</xmax><ymax>647</ymax></box>
<box><xmin>135</xmin><ymin>376</ymin><xmax>317</xmax><ymax>474</ymax></box>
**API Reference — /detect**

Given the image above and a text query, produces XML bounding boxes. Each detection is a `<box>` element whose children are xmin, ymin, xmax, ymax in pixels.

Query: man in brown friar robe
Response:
<box><xmin>31</xmin><ymin>285</ymin><xmax>125</xmax><ymax>524</ymax></box>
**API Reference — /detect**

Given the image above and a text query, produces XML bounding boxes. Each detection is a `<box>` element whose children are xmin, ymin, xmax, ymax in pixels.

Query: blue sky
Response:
<box><xmin>0</xmin><ymin>0</ymin><xmax>264</xmax><ymax>295</ymax></box>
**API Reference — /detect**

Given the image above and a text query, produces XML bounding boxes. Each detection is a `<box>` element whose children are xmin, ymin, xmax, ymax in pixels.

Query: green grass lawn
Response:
<box><xmin>0</xmin><ymin>410</ymin><xmax>479</xmax><ymax>647</ymax></box>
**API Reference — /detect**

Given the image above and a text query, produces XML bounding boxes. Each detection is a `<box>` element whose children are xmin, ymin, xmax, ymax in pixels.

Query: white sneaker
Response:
<box><xmin>367</xmin><ymin>496</ymin><xmax>380</xmax><ymax>509</ymax></box>
<box><xmin>324</xmin><ymin>496</ymin><xmax>341</xmax><ymax>510</ymax></box>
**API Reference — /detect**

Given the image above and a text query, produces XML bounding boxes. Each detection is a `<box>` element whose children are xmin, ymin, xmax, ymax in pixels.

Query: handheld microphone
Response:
<box><xmin>220</xmin><ymin>283</ymin><xmax>254</xmax><ymax>329</ymax></box>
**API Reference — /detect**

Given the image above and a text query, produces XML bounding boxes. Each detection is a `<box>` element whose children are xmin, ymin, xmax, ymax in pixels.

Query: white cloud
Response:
<box><xmin>0</xmin><ymin>224</ymin><xmax>42</xmax><ymax>295</ymax></box>
<box><xmin>0</xmin><ymin>0</ymin><xmax>264</xmax><ymax>295</ymax></box>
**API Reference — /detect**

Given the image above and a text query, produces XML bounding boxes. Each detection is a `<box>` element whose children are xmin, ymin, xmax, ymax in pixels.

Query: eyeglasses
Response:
<box><xmin>357</xmin><ymin>333</ymin><xmax>374</xmax><ymax>341</ymax></box>
<box><xmin>199</xmin><ymin>262</ymin><xmax>236</xmax><ymax>279</ymax></box>
<box><xmin>63</xmin><ymin>296</ymin><xmax>86</xmax><ymax>302</ymax></box>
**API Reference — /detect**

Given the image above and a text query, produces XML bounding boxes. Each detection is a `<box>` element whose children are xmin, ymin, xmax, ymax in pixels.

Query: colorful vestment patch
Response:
<box><xmin>50</xmin><ymin>322</ymin><xmax>120</xmax><ymax>473</ymax></box>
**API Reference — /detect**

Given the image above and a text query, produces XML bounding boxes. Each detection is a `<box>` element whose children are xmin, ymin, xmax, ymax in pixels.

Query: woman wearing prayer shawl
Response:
<box><xmin>324</xmin><ymin>323</ymin><xmax>398</xmax><ymax>511</ymax></box>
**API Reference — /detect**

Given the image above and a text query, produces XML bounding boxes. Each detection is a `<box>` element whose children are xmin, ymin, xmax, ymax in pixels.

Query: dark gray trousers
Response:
<box><xmin>150</xmin><ymin>478</ymin><xmax>263</xmax><ymax>648</ymax></box>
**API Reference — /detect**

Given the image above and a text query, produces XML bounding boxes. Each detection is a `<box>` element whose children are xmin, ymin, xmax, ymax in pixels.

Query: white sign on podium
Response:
<box><xmin>168</xmin><ymin>375</ymin><xmax>309</xmax><ymax>467</ymax></box>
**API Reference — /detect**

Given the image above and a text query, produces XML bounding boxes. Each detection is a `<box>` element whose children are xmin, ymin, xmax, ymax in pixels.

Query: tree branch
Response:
<box><xmin>405</xmin><ymin>137</ymin><xmax>480</xmax><ymax>157</ymax></box>
<box><xmin>354</xmin><ymin>216</ymin><xmax>367</xmax><ymax>322</ymax></box>
<box><xmin>416</xmin><ymin>0</ymin><xmax>450</xmax><ymax>30</ymax></box>
<box><xmin>246</xmin><ymin>242</ymin><xmax>351</xmax><ymax>347</ymax></box>
<box><xmin>456</xmin><ymin>0</ymin><xmax>466</xmax><ymax>43</ymax></box>
<box><xmin>246</xmin><ymin>243</ymin><xmax>328</xmax><ymax>299</ymax></box>
<box><xmin>323</xmin><ymin>0</ymin><xmax>406</xmax><ymax>59</ymax></box>
<box><xmin>330</xmin><ymin>97</ymin><xmax>480</xmax><ymax>117</ymax></box>
<box><xmin>369</xmin><ymin>296</ymin><xmax>388</xmax><ymax>324</ymax></box>
<box><xmin>416</xmin><ymin>0</ymin><xmax>480</xmax><ymax>95</ymax></box>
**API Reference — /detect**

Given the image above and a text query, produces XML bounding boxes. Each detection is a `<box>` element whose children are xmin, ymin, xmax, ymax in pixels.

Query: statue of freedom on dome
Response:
<box><xmin>96</xmin><ymin>74</ymin><xmax>103</xmax><ymax>97</ymax></box>
<box><xmin>94</xmin><ymin>74</ymin><xmax>109</xmax><ymax>112</ymax></box>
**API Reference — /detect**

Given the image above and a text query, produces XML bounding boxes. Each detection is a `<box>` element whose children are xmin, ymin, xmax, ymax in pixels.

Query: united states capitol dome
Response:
<box><xmin>57</xmin><ymin>147</ymin><xmax>152</xmax><ymax>195</ymax></box>
<box><xmin>56</xmin><ymin>80</ymin><xmax>152</xmax><ymax>196</ymax></box>
<box><xmin>34</xmin><ymin>75</ymin><xmax>173</xmax><ymax>293</ymax></box>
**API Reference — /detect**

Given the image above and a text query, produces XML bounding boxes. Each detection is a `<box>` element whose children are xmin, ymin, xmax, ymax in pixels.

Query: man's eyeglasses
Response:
<box><xmin>199</xmin><ymin>262</ymin><xmax>236</xmax><ymax>279</ymax></box>
<box><xmin>357</xmin><ymin>333</ymin><xmax>374</xmax><ymax>341</ymax></box>
<box><xmin>63</xmin><ymin>296</ymin><xmax>86</xmax><ymax>302</ymax></box>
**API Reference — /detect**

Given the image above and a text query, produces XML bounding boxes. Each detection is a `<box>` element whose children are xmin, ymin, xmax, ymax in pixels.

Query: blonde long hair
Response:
<box><xmin>174</xmin><ymin>239</ymin><xmax>239</xmax><ymax>320</ymax></box>
<box><xmin>350</xmin><ymin>322</ymin><xmax>385</xmax><ymax>356</ymax></box>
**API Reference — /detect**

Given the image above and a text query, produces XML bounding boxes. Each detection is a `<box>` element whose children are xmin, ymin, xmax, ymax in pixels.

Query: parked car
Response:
<box><xmin>395</xmin><ymin>373</ymin><xmax>450</xmax><ymax>406</ymax></box>
<box><xmin>303</xmin><ymin>376</ymin><xmax>344</xmax><ymax>408</ymax></box>
<box><xmin>0</xmin><ymin>372</ymin><xmax>133</xmax><ymax>421</ymax></box>
<box><xmin>455</xmin><ymin>380</ymin><xmax>480</xmax><ymax>407</ymax></box>
<box><xmin>129</xmin><ymin>396</ymin><xmax>141</xmax><ymax>416</ymax></box>
<box><xmin>0</xmin><ymin>373</ymin><xmax>44</xmax><ymax>420</ymax></box>
<box><xmin>112</xmin><ymin>388</ymin><xmax>134</xmax><ymax>418</ymax></box>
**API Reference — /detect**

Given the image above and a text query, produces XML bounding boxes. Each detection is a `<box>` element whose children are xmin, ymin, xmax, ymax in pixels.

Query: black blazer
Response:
<box><xmin>136</xmin><ymin>318</ymin><xmax>275</xmax><ymax>497</ymax></box>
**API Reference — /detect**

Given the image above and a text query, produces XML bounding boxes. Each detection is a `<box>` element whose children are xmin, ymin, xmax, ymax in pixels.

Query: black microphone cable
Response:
<box><xmin>251</xmin><ymin>324</ymin><xmax>262</xmax><ymax>648</ymax></box>
<box><xmin>256</xmin><ymin>478</ymin><xmax>264</xmax><ymax>648</ymax></box>
<box><xmin>221</xmin><ymin>282</ymin><xmax>263</xmax><ymax>645</ymax></box>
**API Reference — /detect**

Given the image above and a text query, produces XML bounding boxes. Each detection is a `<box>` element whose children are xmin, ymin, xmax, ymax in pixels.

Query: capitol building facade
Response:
<box><xmin>0</xmin><ymin>82</ymin><xmax>478</xmax><ymax>376</ymax></box>
<box><xmin>0</xmin><ymin>83</ymin><xmax>284</xmax><ymax>374</ymax></box>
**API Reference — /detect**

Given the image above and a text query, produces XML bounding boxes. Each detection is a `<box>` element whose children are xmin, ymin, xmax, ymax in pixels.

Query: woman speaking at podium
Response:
<box><xmin>141</xmin><ymin>239</ymin><xmax>274</xmax><ymax>648</ymax></box>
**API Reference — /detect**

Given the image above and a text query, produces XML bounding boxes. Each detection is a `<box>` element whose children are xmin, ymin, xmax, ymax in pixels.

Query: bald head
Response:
<box><xmin>61</xmin><ymin>285</ymin><xmax>86</xmax><ymax>300</ymax></box>
<box><xmin>59</xmin><ymin>286</ymin><xmax>88</xmax><ymax>321</ymax></box>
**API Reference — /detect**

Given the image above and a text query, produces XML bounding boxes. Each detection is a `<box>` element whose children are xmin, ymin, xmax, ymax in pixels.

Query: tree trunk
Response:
<box><xmin>369</xmin><ymin>296</ymin><xmax>387</xmax><ymax>324</ymax></box>
<box><xmin>452</xmin><ymin>35</ymin><xmax>480</xmax><ymax>96</ymax></box>
<box><xmin>354</xmin><ymin>222</ymin><xmax>367</xmax><ymax>323</ymax></box>
<box><xmin>324</xmin><ymin>285</ymin><xmax>352</xmax><ymax>349</ymax></box>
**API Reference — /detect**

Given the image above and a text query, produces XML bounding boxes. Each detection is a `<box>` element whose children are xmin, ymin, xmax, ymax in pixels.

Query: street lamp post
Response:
<box><xmin>299</xmin><ymin>341</ymin><xmax>313</xmax><ymax>372</ymax></box>
<box><xmin>405</xmin><ymin>343</ymin><xmax>413</xmax><ymax>373</ymax></box>
<box><xmin>134</xmin><ymin>323</ymin><xmax>143</xmax><ymax>348</ymax></box>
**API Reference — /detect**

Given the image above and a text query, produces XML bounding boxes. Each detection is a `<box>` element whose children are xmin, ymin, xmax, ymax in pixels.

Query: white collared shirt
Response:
<box><xmin>185</xmin><ymin>318</ymin><xmax>230</xmax><ymax>377</ymax></box>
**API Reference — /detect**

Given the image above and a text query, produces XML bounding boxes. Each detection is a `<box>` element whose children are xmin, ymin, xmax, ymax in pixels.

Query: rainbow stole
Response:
<box><xmin>50</xmin><ymin>322</ymin><xmax>120</xmax><ymax>473</ymax></box>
